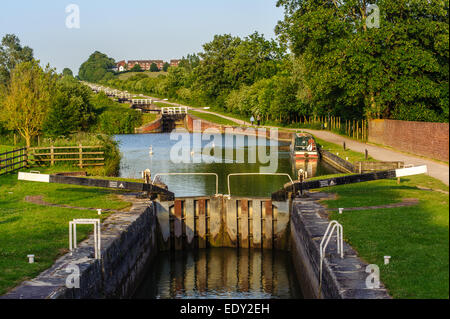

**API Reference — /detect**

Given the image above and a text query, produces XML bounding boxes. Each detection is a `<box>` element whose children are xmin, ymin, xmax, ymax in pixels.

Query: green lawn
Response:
<box><xmin>317</xmin><ymin>167</ymin><xmax>449</xmax><ymax>298</ymax></box>
<box><xmin>0</xmin><ymin>167</ymin><xmax>134</xmax><ymax>295</ymax></box>
<box><xmin>314</xmin><ymin>137</ymin><xmax>376</xmax><ymax>164</ymax></box>
<box><xmin>189</xmin><ymin>110</ymin><xmax>239</xmax><ymax>126</ymax></box>
<box><xmin>142</xmin><ymin>113</ymin><xmax>158</xmax><ymax>125</ymax></box>
<box><xmin>154</xmin><ymin>101</ymin><xmax>175</xmax><ymax>108</ymax></box>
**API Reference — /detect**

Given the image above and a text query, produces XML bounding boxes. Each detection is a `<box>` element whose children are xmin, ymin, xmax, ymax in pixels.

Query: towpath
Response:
<box><xmin>140</xmin><ymin>94</ymin><xmax>450</xmax><ymax>185</ymax></box>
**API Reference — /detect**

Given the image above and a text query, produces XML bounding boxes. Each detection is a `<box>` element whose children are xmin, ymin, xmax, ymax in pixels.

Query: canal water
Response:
<box><xmin>133</xmin><ymin>248</ymin><xmax>303</xmax><ymax>299</ymax></box>
<box><xmin>115</xmin><ymin>133</ymin><xmax>335</xmax><ymax>198</ymax></box>
<box><xmin>115</xmin><ymin>132</ymin><xmax>334</xmax><ymax>299</ymax></box>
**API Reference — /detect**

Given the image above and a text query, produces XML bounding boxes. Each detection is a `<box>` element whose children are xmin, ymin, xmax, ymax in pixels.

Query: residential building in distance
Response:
<box><xmin>116</xmin><ymin>59</ymin><xmax>179</xmax><ymax>72</ymax></box>
<box><xmin>170</xmin><ymin>59</ymin><xmax>181</xmax><ymax>67</ymax></box>
<box><xmin>127</xmin><ymin>60</ymin><xmax>165</xmax><ymax>71</ymax></box>
<box><xmin>117</xmin><ymin>60</ymin><xmax>127</xmax><ymax>72</ymax></box>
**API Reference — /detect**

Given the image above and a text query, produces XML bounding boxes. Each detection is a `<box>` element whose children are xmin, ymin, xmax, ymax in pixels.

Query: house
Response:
<box><xmin>170</xmin><ymin>59</ymin><xmax>181</xmax><ymax>67</ymax></box>
<box><xmin>127</xmin><ymin>60</ymin><xmax>165</xmax><ymax>71</ymax></box>
<box><xmin>117</xmin><ymin>60</ymin><xmax>127</xmax><ymax>72</ymax></box>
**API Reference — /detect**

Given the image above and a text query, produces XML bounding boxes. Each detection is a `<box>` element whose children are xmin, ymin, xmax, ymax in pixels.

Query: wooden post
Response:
<box><xmin>50</xmin><ymin>145</ymin><xmax>54</xmax><ymax>166</ymax></box>
<box><xmin>79</xmin><ymin>144</ymin><xmax>83</xmax><ymax>168</ymax></box>
<box><xmin>365</xmin><ymin>149</ymin><xmax>369</xmax><ymax>160</ymax></box>
<box><xmin>397</xmin><ymin>162</ymin><xmax>401</xmax><ymax>184</ymax></box>
<box><xmin>343</xmin><ymin>142</ymin><xmax>346</xmax><ymax>151</ymax></box>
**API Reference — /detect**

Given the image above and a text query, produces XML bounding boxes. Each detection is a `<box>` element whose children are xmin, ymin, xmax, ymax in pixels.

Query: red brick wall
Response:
<box><xmin>368</xmin><ymin>119</ymin><xmax>449</xmax><ymax>162</ymax></box>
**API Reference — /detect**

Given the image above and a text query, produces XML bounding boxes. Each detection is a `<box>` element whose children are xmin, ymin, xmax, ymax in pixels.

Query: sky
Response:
<box><xmin>0</xmin><ymin>0</ymin><xmax>285</xmax><ymax>75</ymax></box>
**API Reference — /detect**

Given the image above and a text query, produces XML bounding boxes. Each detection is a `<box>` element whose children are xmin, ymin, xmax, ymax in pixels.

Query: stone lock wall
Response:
<box><xmin>1</xmin><ymin>200</ymin><xmax>158</xmax><ymax>299</ymax></box>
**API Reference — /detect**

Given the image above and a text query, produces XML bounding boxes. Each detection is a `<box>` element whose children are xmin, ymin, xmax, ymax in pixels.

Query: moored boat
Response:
<box><xmin>290</xmin><ymin>132</ymin><xmax>319</xmax><ymax>161</ymax></box>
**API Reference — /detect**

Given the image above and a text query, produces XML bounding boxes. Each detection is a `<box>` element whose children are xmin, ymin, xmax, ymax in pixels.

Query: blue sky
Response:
<box><xmin>0</xmin><ymin>0</ymin><xmax>284</xmax><ymax>75</ymax></box>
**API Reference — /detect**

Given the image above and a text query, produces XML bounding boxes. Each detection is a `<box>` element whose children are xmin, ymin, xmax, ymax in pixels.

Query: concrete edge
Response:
<box><xmin>290</xmin><ymin>196</ymin><xmax>391</xmax><ymax>299</ymax></box>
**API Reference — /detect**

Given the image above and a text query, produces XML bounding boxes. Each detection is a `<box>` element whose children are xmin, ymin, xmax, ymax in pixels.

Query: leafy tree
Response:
<box><xmin>78</xmin><ymin>51</ymin><xmax>115</xmax><ymax>82</ymax></box>
<box><xmin>62</xmin><ymin>68</ymin><xmax>74</xmax><ymax>78</ymax></box>
<box><xmin>0</xmin><ymin>34</ymin><xmax>33</xmax><ymax>86</ymax></box>
<box><xmin>162</xmin><ymin>62</ymin><xmax>170</xmax><ymax>72</ymax></box>
<box><xmin>179</xmin><ymin>54</ymin><xmax>200</xmax><ymax>71</ymax></box>
<box><xmin>275</xmin><ymin>0</ymin><xmax>449</xmax><ymax>122</ymax></box>
<box><xmin>130</xmin><ymin>63</ymin><xmax>142</xmax><ymax>72</ymax></box>
<box><xmin>150</xmin><ymin>63</ymin><xmax>159</xmax><ymax>72</ymax></box>
<box><xmin>0</xmin><ymin>60</ymin><xmax>58</xmax><ymax>147</ymax></box>
<box><xmin>43</xmin><ymin>79</ymin><xmax>96</xmax><ymax>136</ymax></box>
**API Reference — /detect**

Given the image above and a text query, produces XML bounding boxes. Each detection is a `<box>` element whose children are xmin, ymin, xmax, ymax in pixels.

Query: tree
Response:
<box><xmin>62</xmin><ymin>68</ymin><xmax>74</xmax><ymax>78</ymax></box>
<box><xmin>78</xmin><ymin>51</ymin><xmax>115</xmax><ymax>82</ymax></box>
<box><xmin>43</xmin><ymin>79</ymin><xmax>96</xmax><ymax>136</ymax></box>
<box><xmin>275</xmin><ymin>0</ymin><xmax>449</xmax><ymax>122</ymax></box>
<box><xmin>130</xmin><ymin>63</ymin><xmax>142</xmax><ymax>72</ymax></box>
<box><xmin>0</xmin><ymin>60</ymin><xmax>57</xmax><ymax>147</ymax></box>
<box><xmin>0</xmin><ymin>34</ymin><xmax>34</xmax><ymax>86</ymax></box>
<box><xmin>150</xmin><ymin>63</ymin><xmax>159</xmax><ymax>72</ymax></box>
<box><xmin>162</xmin><ymin>62</ymin><xmax>170</xmax><ymax>72</ymax></box>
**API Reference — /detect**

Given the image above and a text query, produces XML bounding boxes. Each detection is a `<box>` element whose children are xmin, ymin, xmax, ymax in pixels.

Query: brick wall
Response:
<box><xmin>368</xmin><ymin>119</ymin><xmax>449</xmax><ymax>162</ymax></box>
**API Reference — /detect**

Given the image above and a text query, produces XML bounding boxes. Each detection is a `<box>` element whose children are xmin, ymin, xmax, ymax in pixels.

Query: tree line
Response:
<box><xmin>0</xmin><ymin>35</ymin><xmax>143</xmax><ymax>147</ymax></box>
<box><xmin>87</xmin><ymin>0</ymin><xmax>448</xmax><ymax>124</ymax></box>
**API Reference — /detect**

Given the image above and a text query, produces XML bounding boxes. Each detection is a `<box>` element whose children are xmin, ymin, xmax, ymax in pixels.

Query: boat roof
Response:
<box><xmin>295</xmin><ymin>132</ymin><xmax>314</xmax><ymax>138</ymax></box>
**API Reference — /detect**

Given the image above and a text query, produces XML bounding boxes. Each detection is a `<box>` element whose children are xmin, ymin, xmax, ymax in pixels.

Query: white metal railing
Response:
<box><xmin>161</xmin><ymin>107</ymin><xmax>188</xmax><ymax>115</ymax></box>
<box><xmin>226</xmin><ymin>173</ymin><xmax>293</xmax><ymax>197</ymax></box>
<box><xmin>152</xmin><ymin>173</ymin><xmax>219</xmax><ymax>196</ymax></box>
<box><xmin>132</xmin><ymin>99</ymin><xmax>152</xmax><ymax>105</ymax></box>
<box><xmin>319</xmin><ymin>220</ymin><xmax>343</xmax><ymax>296</ymax></box>
<box><xmin>69</xmin><ymin>219</ymin><xmax>101</xmax><ymax>259</ymax></box>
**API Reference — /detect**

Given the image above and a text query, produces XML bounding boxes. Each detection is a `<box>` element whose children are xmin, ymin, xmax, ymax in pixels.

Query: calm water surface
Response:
<box><xmin>133</xmin><ymin>248</ymin><xmax>303</xmax><ymax>299</ymax></box>
<box><xmin>115</xmin><ymin>133</ymin><xmax>335</xmax><ymax>197</ymax></box>
<box><xmin>116</xmin><ymin>133</ymin><xmax>333</xmax><ymax>299</ymax></box>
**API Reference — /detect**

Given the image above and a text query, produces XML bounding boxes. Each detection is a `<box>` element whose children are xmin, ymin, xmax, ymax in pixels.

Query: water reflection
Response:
<box><xmin>133</xmin><ymin>248</ymin><xmax>303</xmax><ymax>299</ymax></box>
<box><xmin>115</xmin><ymin>133</ymin><xmax>336</xmax><ymax>198</ymax></box>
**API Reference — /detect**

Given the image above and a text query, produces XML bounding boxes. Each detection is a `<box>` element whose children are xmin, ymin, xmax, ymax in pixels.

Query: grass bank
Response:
<box><xmin>189</xmin><ymin>110</ymin><xmax>238</xmax><ymax>126</ymax></box>
<box><xmin>0</xmin><ymin>167</ymin><xmax>136</xmax><ymax>295</ymax></box>
<box><xmin>320</xmin><ymin>174</ymin><xmax>449</xmax><ymax>299</ymax></box>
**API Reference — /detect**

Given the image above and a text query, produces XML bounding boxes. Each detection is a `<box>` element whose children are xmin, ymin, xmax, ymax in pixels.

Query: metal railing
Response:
<box><xmin>69</xmin><ymin>219</ymin><xmax>101</xmax><ymax>259</ymax></box>
<box><xmin>161</xmin><ymin>107</ymin><xmax>188</xmax><ymax>115</ymax></box>
<box><xmin>319</xmin><ymin>220</ymin><xmax>343</xmax><ymax>296</ymax></box>
<box><xmin>152</xmin><ymin>172</ymin><xmax>219</xmax><ymax>196</ymax></box>
<box><xmin>132</xmin><ymin>99</ymin><xmax>152</xmax><ymax>105</ymax></box>
<box><xmin>226</xmin><ymin>173</ymin><xmax>293</xmax><ymax>197</ymax></box>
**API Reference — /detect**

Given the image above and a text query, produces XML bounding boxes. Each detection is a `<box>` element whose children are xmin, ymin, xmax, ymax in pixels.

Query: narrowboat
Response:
<box><xmin>290</xmin><ymin>133</ymin><xmax>319</xmax><ymax>161</ymax></box>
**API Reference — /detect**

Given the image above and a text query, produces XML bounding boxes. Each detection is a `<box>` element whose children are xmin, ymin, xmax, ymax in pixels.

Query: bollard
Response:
<box><xmin>384</xmin><ymin>256</ymin><xmax>391</xmax><ymax>265</ymax></box>
<box><xmin>365</xmin><ymin>149</ymin><xmax>369</xmax><ymax>160</ymax></box>
<box><xmin>343</xmin><ymin>142</ymin><xmax>346</xmax><ymax>150</ymax></box>
<box><xmin>339</xmin><ymin>208</ymin><xmax>344</xmax><ymax>215</ymax></box>
<box><xmin>97</xmin><ymin>209</ymin><xmax>102</xmax><ymax>215</ymax></box>
<box><xmin>27</xmin><ymin>255</ymin><xmax>35</xmax><ymax>263</ymax></box>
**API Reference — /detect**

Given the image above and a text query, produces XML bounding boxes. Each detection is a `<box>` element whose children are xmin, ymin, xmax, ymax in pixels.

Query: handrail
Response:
<box><xmin>69</xmin><ymin>219</ymin><xmax>101</xmax><ymax>259</ymax></box>
<box><xmin>227</xmin><ymin>173</ymin><xmax>293</xmax><ymax>197</ymax></box>
<box><xmin>319</xmin><ymin>220</ymin><xmax>343</xmax><ymax>297</ymax></box>
<box><xmin>161</xmin><ymin>107</ymin><xmax>188</xmax><ymax>115</ymax></box>
<box><xmin>153</xmin><ymin>172</ymin><xmax>219</xmax><ymax>196</ymax></box>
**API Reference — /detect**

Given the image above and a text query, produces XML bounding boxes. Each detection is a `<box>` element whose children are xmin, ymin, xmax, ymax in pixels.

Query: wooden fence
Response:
<box><xmin>28</xmin><ymin>145</ymin><xmax>105</xmax><ymax>168</ymax></box>
<box><xmin>0</xmin><ymin>148</ymin><xmax>28</xmax><ymax>176</ymax></box>
<box><xmin>301</xmin><ymin>116</ymin><xmax>369</xmax><ymax>141</ymax></box>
